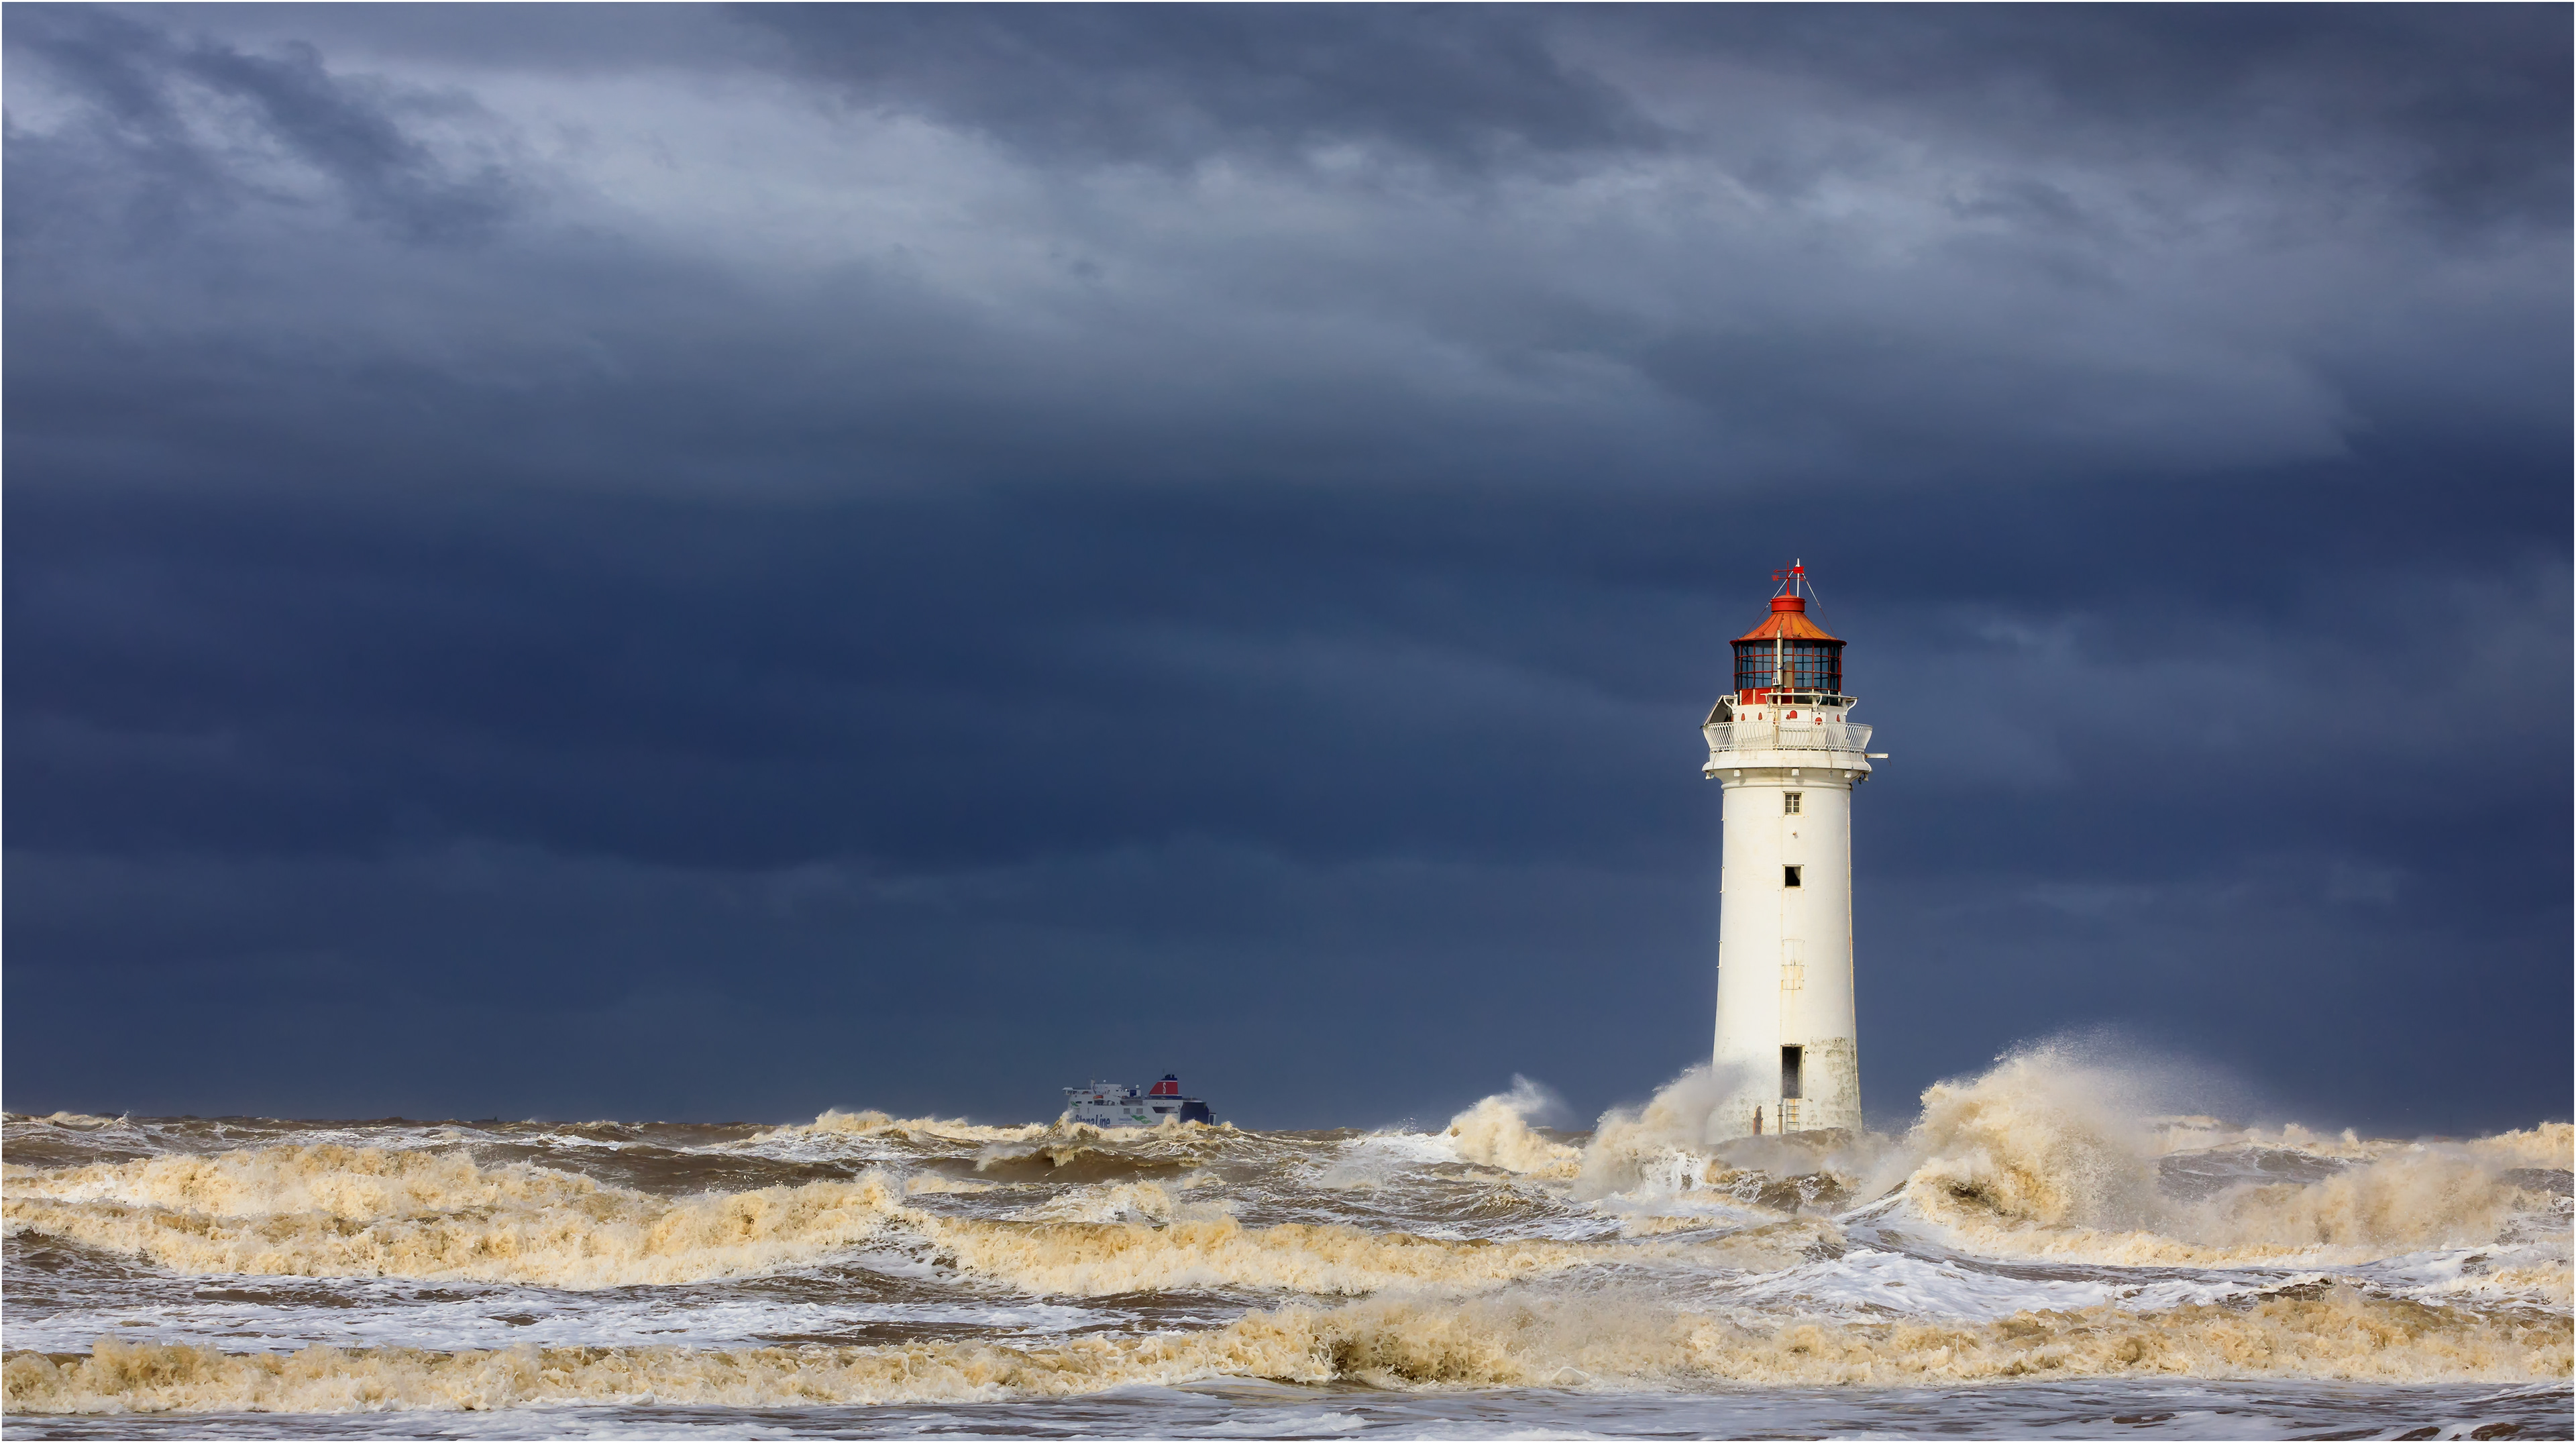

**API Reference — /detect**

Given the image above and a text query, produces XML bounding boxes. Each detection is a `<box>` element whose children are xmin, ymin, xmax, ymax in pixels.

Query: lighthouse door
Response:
<box><xmin>1780</xmin><ymin>1046</ymin><xmax>1804</xmax><ymax>1100</ymax></box>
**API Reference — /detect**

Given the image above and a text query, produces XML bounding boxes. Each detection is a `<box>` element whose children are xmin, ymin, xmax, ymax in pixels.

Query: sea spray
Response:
<box><xmin>1445</xmin><ymin>1077</ymin><xmax>1581</xmax><ymax>1178</ymax></box>
<box><xmin>1881</xmin><ymin>1045</ymin><xmax>2567</xmax><ymax>1265</ymax></box>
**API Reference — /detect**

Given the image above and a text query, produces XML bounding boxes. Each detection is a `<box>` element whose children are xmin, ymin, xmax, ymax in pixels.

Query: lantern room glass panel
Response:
<box><xmin>1732</xmin><ymin>644</ymin><xmax>1774</xmax><ymax>692</ymax></box>
<box><xmin>1734</xmin><ymin>640</ymin><xmax>1843</xmax><ymax>695</ymax></box>
<box><xmin>1788</xmin><ymin>641</ymin><xmax>1841</xmax><ymax>694</ymax></box>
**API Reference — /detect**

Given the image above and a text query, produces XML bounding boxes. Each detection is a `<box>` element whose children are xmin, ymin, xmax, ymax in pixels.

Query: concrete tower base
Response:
<box><xmin>1707</xmin><ymin>757</ymin><xmax>1867</xmax><ymax>1139</ymax></box>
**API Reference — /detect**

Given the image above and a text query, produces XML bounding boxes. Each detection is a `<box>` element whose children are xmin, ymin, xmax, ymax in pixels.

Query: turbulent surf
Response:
<box><xmin>4</xmin><ymin>1047</ymin><xmax>2569</xmax><ymax>1438</ymax></box>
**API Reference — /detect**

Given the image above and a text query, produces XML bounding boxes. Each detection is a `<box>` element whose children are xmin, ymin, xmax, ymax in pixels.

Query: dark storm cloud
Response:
<box><xmin>732</xmin><ymin>4</ymin><xmax>2569</xmax><ymax>227</ymax></box>
<box><xmin>15</xmin><ymin>6</ymin><xmax>2560</xmax><ymax>498</ymax></box>
<box><xmin>9</xmin><ymin>3</ymin><xmax>519</xmax><ymax>242</ymax></box>
<box><xmin>739</xmin><ymin>5</ymin><xmax>1662</xmax><ymax>169</ymax></box>
<box><xmin>5</xmin><ymin>5</ymin><xmax>2566</xmax><ymax>1132</ymax></box>
<box><xmin>1618</xmin><ymin>5</ymin><xmax>2572</xmax><ymax>218</ymax></box>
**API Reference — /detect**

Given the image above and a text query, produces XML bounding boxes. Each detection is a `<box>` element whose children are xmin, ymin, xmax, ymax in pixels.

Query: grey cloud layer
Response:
<box><xmin>14</xmin><ymin>3</ymin><xmax>2561</xmax><ymax>500</ymax></box>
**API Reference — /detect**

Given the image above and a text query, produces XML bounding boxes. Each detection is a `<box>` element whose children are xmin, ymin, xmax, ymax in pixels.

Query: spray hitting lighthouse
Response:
<box><xmin>1705</xmin><ymin>562</ymin><xmax>1884</xmax><ymax>1138</ymax></box>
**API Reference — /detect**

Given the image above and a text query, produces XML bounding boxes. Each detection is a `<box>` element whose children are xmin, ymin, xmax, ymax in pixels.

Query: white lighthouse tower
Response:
<box><xmin>1705</xmin><ymin>562</ymin><xmax>1881</xmax><ymax>1139</ymax></box>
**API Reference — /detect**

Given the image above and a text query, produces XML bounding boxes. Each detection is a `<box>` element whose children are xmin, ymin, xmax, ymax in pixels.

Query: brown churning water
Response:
<box><xmin>3</xmin><ymin>1045</ymin><xmax>2569</xmax><ymax>1436</ymax></box>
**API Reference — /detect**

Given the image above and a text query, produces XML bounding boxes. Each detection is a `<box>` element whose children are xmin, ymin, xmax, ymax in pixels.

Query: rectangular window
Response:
<box><xmin>1780</xmin><ymin>1045</ymin><xmax>1804</xmax><ymax>1100</ymax></box>
<box><xmin>1783</xmin><ymin>792</ymin><xmax>1803</xmax><ymax>814</ymax></box>
<box><xmin>1783</xmin><ymin>865</ymin><xmax>1802</xmax><ymax>888</ymax></box>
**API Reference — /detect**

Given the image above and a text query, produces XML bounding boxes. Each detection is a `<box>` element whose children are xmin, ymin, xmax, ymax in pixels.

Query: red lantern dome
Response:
<box><xmin>1731</xmin><ymin>562</ymin><xmax>1845</xmax><ymax>702</ymax></box>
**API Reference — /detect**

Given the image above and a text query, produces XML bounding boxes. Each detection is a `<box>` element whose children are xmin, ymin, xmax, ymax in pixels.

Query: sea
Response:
<box><xmin>5</xmin><ymin>1047</ymin><xmax>2569</xmax><ymax>1439</ymax></box>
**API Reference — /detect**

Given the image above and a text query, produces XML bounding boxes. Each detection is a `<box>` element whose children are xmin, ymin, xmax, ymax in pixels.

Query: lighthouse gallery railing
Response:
<box><xmin>1704</xmin><ymin>720</ymin><xmax>1874</xmax><ymax>754</ymax></box>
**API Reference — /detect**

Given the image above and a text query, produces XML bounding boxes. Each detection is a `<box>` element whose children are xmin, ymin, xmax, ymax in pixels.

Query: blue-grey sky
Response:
<box><xmin>7</xmin><ymin>4</ymin><xmax>2567</xmax><ymax>1133</ymax></box>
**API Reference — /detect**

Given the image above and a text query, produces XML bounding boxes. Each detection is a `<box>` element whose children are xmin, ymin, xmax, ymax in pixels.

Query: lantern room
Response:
<box><xmin>1731</xmin><ymin>564</ymin><xmax>1845</xmax><ymax>704</ymax></box>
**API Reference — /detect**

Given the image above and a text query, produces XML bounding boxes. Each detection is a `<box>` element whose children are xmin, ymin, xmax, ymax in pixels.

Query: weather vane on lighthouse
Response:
<box><xmin>1703</xmin><ymin>560</ymin><xmax>1886</xmax><ymax>1138</ymax></box>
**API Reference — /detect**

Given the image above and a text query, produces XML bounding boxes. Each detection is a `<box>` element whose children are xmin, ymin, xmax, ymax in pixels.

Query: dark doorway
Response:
<box><xmin>1780</xmin><ymin>1045</ymin><xmax>1804</xmax><ymax>1100</ymax></box>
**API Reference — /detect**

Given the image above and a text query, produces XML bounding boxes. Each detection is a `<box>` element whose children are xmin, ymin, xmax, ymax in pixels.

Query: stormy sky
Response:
<box><xmin>6</xmin><ymin>4</ymin><xmax>2567</xmax><ymax>1134</ymax></box>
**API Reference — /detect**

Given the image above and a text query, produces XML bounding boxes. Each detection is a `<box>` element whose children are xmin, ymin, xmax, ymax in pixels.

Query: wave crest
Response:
<box><xmin>1445</xmin><ymin>1079</ymin><xmax>1580</xmax><ymax>1179</ymax></box>
<box><xmin>2</xmin><ymin>1145</ymin><xmax>1620</xmax><ymax>1297</ymax></box>
<box><xmin>1893</xmin><ymin>1047</ymin><xmax>2568</xmax><ymax>1264</ymax></box>
<box><xmin>2</xmin><ymin>1147</ymin><xmax>910</xmax><ymax>1289</ymax></box>
<box><xmin>758</xmin><ymin>1110</ymin><xmax>1051</xmax><ymax>1144</ymax></box>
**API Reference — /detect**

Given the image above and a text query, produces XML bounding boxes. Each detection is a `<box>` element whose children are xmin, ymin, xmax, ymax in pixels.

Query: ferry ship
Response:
<box><xmin>1063</xmin><ymin>1075</ymin><xmax>1214</xmax><ymax>1127</ymax></box>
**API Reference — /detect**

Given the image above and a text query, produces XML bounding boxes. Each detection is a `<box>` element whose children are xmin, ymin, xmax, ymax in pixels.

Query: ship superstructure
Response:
<box><xmin>1705</xmin><ymin>562</ymin><xmax>1886</xmax><ymax>1138</ymax></box>
<box><xmin>1063</xmin><ymin>1074</ymin><xmax>1214</xmax><ymax>1127</ymax></box>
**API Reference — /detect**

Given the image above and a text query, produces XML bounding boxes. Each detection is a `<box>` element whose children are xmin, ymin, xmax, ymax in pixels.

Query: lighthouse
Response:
<box><xmin>1705</xmin><ymin>562</ymin><xmax>1882</xmax><ymax>1139</ymax></box>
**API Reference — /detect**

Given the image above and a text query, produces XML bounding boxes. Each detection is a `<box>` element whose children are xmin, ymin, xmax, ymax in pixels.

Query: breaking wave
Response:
<box><xmin>1445</xmin><ymin>1077</ymin><xmax>1580</xmax><ymax>1179</ymax></box>
<box><xmin>759</xmin><ymin>1108</ymin><xmax>1239</xmax><ymax>1150</ymax></box>
<box><xmin>2</xmin><ymin>1113</ymin><xmax>130</xmax><ymax>1131</ymax></box>
<box><xmin>1446</xmin><ymin>1066</ymin><xmax>1884</xmax><ymax>1203</ymax></box>
<box><xmin>1</xmin><ymin>1148</ymin><xmax>913</xmax><ymax>1289</ymax></box>
<box><xmin>1</xmin><ymin>1144</ymin><xmax>1629</xmax><ymax>1297</ymax></box>
<box><xmin>7</xmin><ymin>1283</ymin><xmax>2565</xmax><ymax>1415</ymax></box>
<box><xmin>1892</xmin><ymin>1046</ymin><xmax>2565</xmax><ymax>1265</ymax></box>
<box><xmin>755</xmin><ymin>1109</ymin><xmax>1051</xmax><ymax>1145</ymax></box>
<box><xmin>1436</xmin><ymin>1045</ymin><xmax>2569</xmax><ymax>1267</ymax></box>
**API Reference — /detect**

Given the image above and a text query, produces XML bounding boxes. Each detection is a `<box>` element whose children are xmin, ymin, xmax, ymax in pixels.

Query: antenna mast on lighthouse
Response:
<box><xmin>1701</xmin><ymin>561</ymin><xmax>1881</xmax><ymax>1138</ymax></box>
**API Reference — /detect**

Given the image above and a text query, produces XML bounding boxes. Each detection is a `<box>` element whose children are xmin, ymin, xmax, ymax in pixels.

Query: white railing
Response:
<box><xmin>1704</xmin><ymin>720</ymin><xmax>1874</xmax><ymax>755</ymax></box>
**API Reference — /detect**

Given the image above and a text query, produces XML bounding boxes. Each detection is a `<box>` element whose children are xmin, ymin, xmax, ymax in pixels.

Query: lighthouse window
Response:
<box><xmin>1783</xmin><ymin>865</ymin><xmax>1803</xmax><ymax>888</ymax></box>
<box><xmin>1783</xmin><ymin>792</ymin><xmax>1803</xmax><ymax>815</ymax></box>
